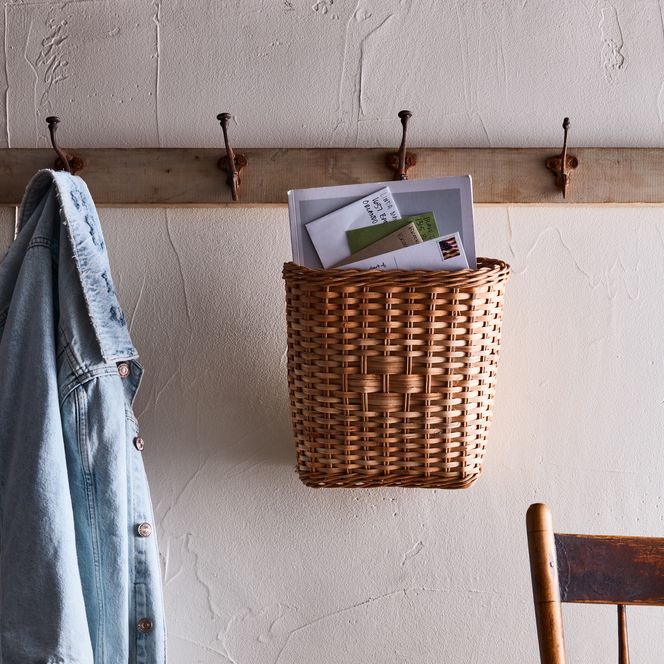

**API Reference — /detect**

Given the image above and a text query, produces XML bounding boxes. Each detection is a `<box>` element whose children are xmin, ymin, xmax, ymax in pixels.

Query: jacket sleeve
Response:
<box><xmin>0</xmin><ymin>227</ymin><xmax>94</xmax><ymax>662</ymax></box>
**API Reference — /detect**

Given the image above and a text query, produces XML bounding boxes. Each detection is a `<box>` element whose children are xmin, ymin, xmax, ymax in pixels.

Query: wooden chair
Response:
<box><xmin>526</xmin><ymin>502</ymin><xmax>664</xmax><ymax>664</ymax></box>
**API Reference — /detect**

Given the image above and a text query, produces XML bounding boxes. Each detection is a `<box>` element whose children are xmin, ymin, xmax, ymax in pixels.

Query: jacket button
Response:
<box><xmin>134</xmin><ymin>437</ymin><xmax>145</xmax><ymax>451</ymax></box>
<box><xmin>117</xmin><ymin>362</ymin><xmax>130</xmax><ymax>378</ymax></box>
<box><xmin>137</xmin><ymin>522</ymin><xmax>153</xmax><ymax>538</ymax></box>
<box><xmin>137</xmin><ymin>618</ymin><xmax>154</xmax><ymax>633</ymax></box>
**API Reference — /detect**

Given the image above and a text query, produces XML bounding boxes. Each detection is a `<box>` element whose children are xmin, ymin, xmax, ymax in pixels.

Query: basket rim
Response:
<box><xmin>284</xmin><ymin>256</ymin><xmax>509</xmax><ymax>275</ymax></box>
<box><xmin>282</xmin><ymin>257</ymin><xmax>510</xmax><ymax>285</ymax></box>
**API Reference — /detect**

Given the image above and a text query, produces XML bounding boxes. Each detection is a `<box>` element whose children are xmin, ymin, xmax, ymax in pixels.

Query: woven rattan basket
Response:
<box><xmin>283</xmin><ymin>258</ymin><xmax>510</xmax><ymax>489</ymax></box>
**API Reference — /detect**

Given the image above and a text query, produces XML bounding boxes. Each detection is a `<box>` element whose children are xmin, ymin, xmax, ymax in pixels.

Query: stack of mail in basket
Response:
<box><xmin>287</xmin><ymin>176</ymin><xmax>476</xmax><ymax>271</ymax></box>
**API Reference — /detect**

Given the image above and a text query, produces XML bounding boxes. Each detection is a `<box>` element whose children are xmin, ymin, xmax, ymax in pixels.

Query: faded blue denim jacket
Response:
<box><xmin>0</xmin><ymin>171</ymin><xmax>165</xmax><ymax>663</ymax></box>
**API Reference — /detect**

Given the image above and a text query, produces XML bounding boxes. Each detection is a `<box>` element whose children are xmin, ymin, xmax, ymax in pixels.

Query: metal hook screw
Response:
<box><xmin>546</xmin><ymin>117</ymin><xmax>578</xmax><ymax>199</ymax></box>
<box><xmin>216</xmin><ymin>113</ymin><xmax>247</xmax><ymax>202</ymax></box>
<box><xmin>45</xmin><ymin>116</ymin><xmax>84</xmax><ymax>174</ymax></box>
<box><xmin>46</xmin><ymin>116</ymin><xmax>71</xmax><ymax>174</ymax></box>
<box><xmin>386</xmin><ymin>109</ymin><xmax>417</xmax><ymax>180</ymax></box>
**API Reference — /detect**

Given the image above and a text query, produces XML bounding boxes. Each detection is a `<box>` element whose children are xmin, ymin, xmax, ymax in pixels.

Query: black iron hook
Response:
<box><xmin>45</xmin><ymin>116</ymin><xmax>84</xmax><ymax>174</ymax></box>
<box><xmin>545</xmin><ymin>117</ymin><xmax>578</xmax><ymax>199</ymax></box>
<box><xmin>216</xmin><ymin>113</ymin><xmax>247</xmax><ymax>202</ymax></box>
<box><xmin>386</xmin><ymin>110</ymin><xmax>417</xmax><ymax>180</ymax></box>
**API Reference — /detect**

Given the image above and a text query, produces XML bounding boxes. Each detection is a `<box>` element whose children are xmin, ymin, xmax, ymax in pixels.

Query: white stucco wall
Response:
<box><xmin>3</xmin><ymin>2</ymin><xmax>664</xmax><ymax>662</ymax></box>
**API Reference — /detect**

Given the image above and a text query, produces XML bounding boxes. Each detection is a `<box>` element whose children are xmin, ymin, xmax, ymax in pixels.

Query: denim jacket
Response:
<box><xmin>0</xmin><ymin>171</ymin><xmax>165</xmax><ymax>663</ymax></box>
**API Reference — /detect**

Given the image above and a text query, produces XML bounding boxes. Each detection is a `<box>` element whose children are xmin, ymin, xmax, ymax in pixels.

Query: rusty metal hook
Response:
<box><xmin>45</xmin><ymin>116</ymin><xmax>84</xmax><ymax>174</ymax></box>
<box><xmin>545</xmin><ymin>117</ymin><xmax>578</xmax><ymax>199</ymax></box>
<box><xmin>216</xmin><ymin>113</ymin><xmax>247</xmax><ymax>202</ymax></box>
<box><xmin>386</xmin><ymin>110</ymin><xmax>417</xmax><ymax>180</ymax></box>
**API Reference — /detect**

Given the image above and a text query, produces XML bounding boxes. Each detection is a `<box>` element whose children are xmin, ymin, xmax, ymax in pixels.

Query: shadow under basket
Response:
<box><xmin>282</xmin><ymin>258</ymin><xmax>510</xmax><ymax>489</ymax></box>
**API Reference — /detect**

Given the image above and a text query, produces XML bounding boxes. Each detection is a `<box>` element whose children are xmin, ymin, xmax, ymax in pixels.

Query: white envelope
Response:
<box><xmin>305</xmin><ymin>187</ymin><xmax>400</xmax><ymax>268</ymax></box>
<box><xmin>289</xmin><ymin>176</ymin><xmax>476</xmax><ymax>269</ymax></box>
<box><xmin>338</xmin><ymin>233</ymin><xmax>469</xmax><ymax>272</ymax></box>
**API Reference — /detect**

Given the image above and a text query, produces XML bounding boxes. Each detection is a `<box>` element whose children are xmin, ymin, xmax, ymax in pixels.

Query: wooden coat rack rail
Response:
<box><xmin>0</xmin><ymin>147</ymin><xmax>663</xmax><ymax>207</ymax></box>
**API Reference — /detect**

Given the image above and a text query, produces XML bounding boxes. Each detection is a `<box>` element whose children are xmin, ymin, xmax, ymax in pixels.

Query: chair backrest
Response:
<box><xmin>526</xmin><ymin>503</ymin><xmax>664</xmax><ymax>664</ymax></box>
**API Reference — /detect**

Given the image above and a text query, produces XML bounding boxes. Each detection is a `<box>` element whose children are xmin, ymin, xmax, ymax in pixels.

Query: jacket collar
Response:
<box><xmin>17</xmin><ymin>169</ymin><xmax>137</xmax><ymax>363</ymax></box>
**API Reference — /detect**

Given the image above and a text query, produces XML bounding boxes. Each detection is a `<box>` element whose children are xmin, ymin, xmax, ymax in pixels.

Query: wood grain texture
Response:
<box><xmin>618</xmin><ymin>605</ymin><xmax>629</xmax><ymax>664</ymax></box>
<box><xmin>1</xmin><ymin>147</ymin><xmax>664</xmax><ymax>206</ymax></box>
<box><xmin>555</xmin><ymin>532</ymin><xmax>664</xmax><ymax>605</ymax></box>
<box><xmin>527</xmin><ymin>504</ymin><xmax>664</xmax><ymax>664</ymax></box>
<box><xmin>526</xmin><ymin>504</ymin><xmax>567</xmax><ymax>664</ymax></box>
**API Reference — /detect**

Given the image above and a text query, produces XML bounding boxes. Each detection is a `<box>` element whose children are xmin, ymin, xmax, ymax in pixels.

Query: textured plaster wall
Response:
<box><xmin>3</xmin><ymin>1</ymin><xmax>664</xmax><ymax>662</ymax></box>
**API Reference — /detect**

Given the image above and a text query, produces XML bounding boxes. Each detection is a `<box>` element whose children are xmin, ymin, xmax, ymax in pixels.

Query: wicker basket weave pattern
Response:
<box><xmin>283</xmin><ymin>258</ymin><xmax>510</xmax><ymax>489</ymax></box>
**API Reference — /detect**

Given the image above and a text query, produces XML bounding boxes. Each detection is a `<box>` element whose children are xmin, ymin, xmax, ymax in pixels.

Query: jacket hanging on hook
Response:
<box><xmin>0</xmin><ymin>170</ymin><xmax>165</xmax><ymax>663</ymax></box>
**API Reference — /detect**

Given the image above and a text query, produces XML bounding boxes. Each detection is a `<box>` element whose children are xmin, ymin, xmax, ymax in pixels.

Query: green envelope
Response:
<box><xmin>346</xmin><ymin>212</ymin><xmax>438</xmax><ymax>253</ymax></box>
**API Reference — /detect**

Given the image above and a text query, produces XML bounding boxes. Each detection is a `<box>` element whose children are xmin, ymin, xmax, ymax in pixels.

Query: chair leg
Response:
<box><xmin>618</xmin><ymin>604</ymin><xmax>629</xmax><ymax>664</ymax></box>
<box><xmin>527</xmin><ymin>503</ymin><xmax>566</xmax><ymax>664</ymax></box>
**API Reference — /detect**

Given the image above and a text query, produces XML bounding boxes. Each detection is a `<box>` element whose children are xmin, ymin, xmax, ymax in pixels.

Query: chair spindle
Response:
<box><xmin>618</xmin><ymin>604</ymin><xmax>629</xmax><ymax>664</ymax></box>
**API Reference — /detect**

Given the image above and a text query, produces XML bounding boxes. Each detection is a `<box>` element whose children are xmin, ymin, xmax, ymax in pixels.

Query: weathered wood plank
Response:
<box><xmin>0</xmin><ymin>147</ymin><xmax>663</xmax><ymax>206</ymax></box>
<box><xmin>555</xmin><ymin>533</ymin><xmax>664</xmax><ymax>605</ymax></box>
